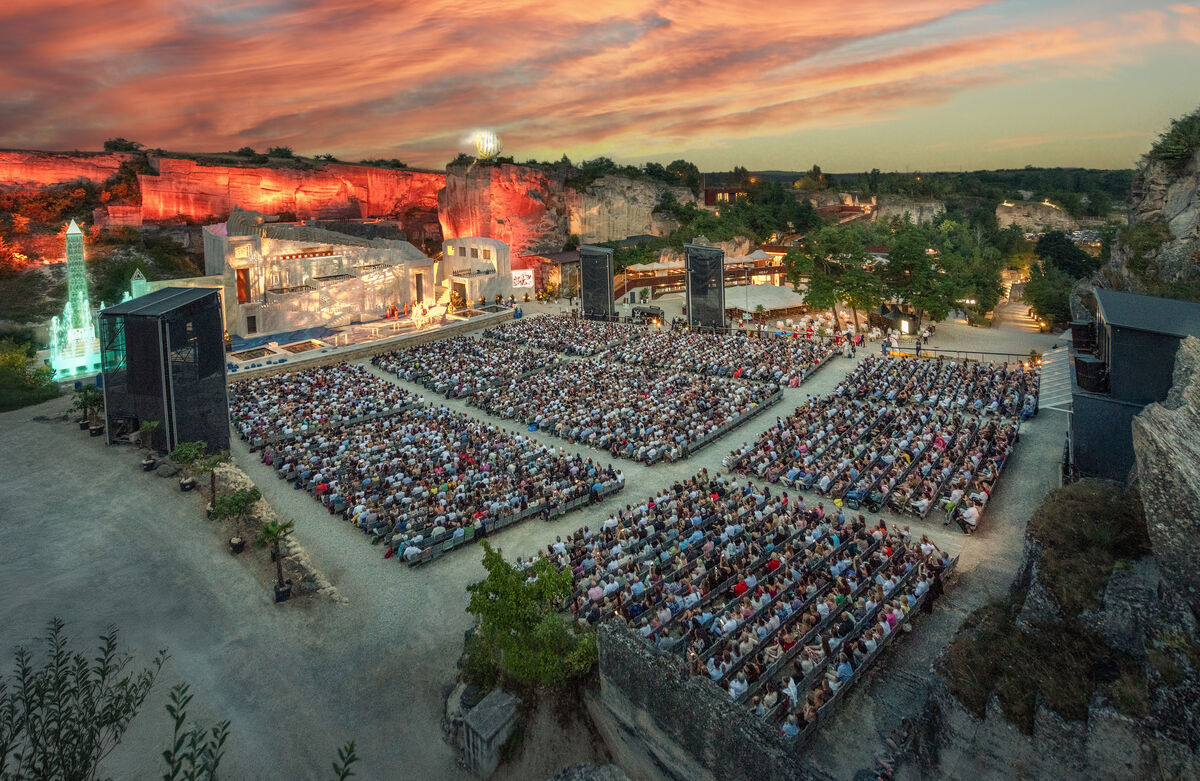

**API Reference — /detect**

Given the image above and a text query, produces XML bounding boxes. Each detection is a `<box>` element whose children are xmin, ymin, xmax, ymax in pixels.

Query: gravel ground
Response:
<box><xmin>0</xmin><ymin>300</ymin><xmax>1062</xmax><ymax>780</ymax></box>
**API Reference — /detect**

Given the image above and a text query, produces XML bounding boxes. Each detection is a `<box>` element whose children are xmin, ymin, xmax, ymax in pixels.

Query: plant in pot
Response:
<box><xmin>194</xmin><ymin>452</ymin><xmax>230</xmax><ymax>514</ymax></box>
<box><xmin>210</xmin><ymin>486</ymin><xmax>261</xmax><ymax>554</ymax></box>
<box><xmin>169</xmin><ymin>440</ymin><xmax>208</xmax><ymax>493</ymax></box>
<box><xmin>70</xmin><ymin>385</ymin><xmax>104</xmax><ymax>432</ymax></box>
<box><xmin>257</xmin><ymin>519</ymin><xmax>295</xmax><ymax>602</ymax></box>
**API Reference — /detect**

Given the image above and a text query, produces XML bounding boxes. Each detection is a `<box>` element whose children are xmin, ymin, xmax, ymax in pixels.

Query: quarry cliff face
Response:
<box><xmin>995</xmin><ymin>200</ymin><xmax>1076</xmax><ymax>232</ymax></box>
<box><xmin>138</xmin><ymin>158</ymin><xmax>445</xmax><ymax>222</ymax></box>
<box><xmin>1108</xmin><ymin>148</ymin><xmax>1200</xmax><ymax>288</ymax></box>
<box><xmin>566</xmin><ymin>176</ymin><xmax>696</xmax><ymax>244</ymax></box>
<box><xmin>437</xmin><ymin>163</ymin><xmax>569</xmax><ymax>258</ymax></box>
<box><xmin>873</xmin><ymin>196</ymin><xmax>945</xmax><ymax>224</ymax></box>
<box><xmin>0</xmin><ymin>151</ymin><xmax>135</xmax><ymax>188</ymax></box>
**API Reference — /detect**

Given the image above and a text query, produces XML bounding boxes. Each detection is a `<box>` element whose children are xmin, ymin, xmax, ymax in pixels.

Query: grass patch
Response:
<box><xmin>1110</xmin><ymin>671</ymin><xmax>1149</xmax><ymax>718</ymax></box>
<box><xmin>944</xmin><ymin>600</ymin><xmax>1142</xmax><ymax>733</ymax></box>
<box><xmin>1028</xmin><ymin>481</ymin><xmax>1151</xmax><ymax>617</ymax></box>
<box><xmin>1149</xmin><ymin>106</ymin><xmax>1200</xmax><ymax>173</ymax></box>
<box><xmin>1147</xmin><ymin>648</ymin><xmax>1184</xmax><ymax>686</ymax></box>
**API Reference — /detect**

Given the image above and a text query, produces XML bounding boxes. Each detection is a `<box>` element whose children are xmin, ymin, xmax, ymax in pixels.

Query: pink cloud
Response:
<box><xmin>0</xmin><ymin>1</ymin><xmax>1189</xmax><ymax>165</ymax></box>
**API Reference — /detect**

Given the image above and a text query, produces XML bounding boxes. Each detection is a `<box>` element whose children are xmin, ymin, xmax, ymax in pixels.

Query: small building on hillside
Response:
<box><xmin>1070</xmin><ymin>289</ymin><xmax>1200</xmax><ymax>480</ymax></box>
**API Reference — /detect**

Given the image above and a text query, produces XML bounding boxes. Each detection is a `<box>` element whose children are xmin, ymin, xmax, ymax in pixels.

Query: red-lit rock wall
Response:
<box><xmin>0</xmin><ymin>151</ymin><xmax>134</xmax><ymax>187</ymax></box>
<box><xmin>438</xmin><ymin>163</ymin><xmax>569</xmax><ymax>258</ymax></box>
<box><xmin>138</xmin><ymin>158</ymin><xmax>445</xmax><ymax>222</ymax></box>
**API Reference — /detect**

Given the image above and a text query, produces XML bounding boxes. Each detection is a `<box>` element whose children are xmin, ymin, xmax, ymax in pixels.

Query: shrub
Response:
<box><xmin>1149</xmin><ymin>107</ymin><xmax>1200</xmax><ymax>172</ymax></box>
<box><xmin>1110</xmin><ymin>671</ymin><xmax>1149</xmax><ymax>718</ymax></box>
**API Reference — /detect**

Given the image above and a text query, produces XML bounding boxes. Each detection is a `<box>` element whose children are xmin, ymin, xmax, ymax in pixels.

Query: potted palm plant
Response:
<box><xmin>194</xmin><ymin>452</ymin><xmax>229</xmax><ymax>514</ymax></box>
<box><xmin>169</xmin><ymin>440</ymin><xmax>208</xmax><ymax>492</ymax></box>
<box><xmin>257</xmin><ymin>520</ymin><xmax>296</xmax><ymax>602</ymax></box>
<box><xmin>71</xmin><ymin>385</ymin><xmax>104</xmax><ymax>433</ymax></box>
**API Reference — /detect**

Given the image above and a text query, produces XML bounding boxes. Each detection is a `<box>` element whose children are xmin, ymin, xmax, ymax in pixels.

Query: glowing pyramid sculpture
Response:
<box><xmin>48</xmin><ymin>220</ymin><xmax>102</xmax><ymax>379</ymax></box>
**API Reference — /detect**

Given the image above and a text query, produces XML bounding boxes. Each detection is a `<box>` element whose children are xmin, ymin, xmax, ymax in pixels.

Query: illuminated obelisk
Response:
<box><xmin>49</xmin><ymin>219</ymin><xmax>102</xmax><ymax>378</ymax></box>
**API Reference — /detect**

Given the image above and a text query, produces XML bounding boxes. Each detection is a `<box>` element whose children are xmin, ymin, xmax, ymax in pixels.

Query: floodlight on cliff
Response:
<box><xmin>474</xmin><ymin>130</ymin><xmax>502</xmax><ymax>159</ymax></box>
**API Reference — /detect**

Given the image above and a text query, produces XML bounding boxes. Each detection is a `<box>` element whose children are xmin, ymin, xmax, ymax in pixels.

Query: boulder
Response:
<box><xmin>155</xmin><ymin>460</ymin><xmax>181</xmax><ymax>478</ymax></box>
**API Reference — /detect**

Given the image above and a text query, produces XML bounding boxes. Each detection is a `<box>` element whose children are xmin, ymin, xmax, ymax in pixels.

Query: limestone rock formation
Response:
<box><xmin>1131</xmin><ymin>335</ymin><xmax>1200</xmax><ymax>604</ymax></box>
<box><xmin>438</xmin><ymin>162</ymin><xmax>570</xmax><ymax>258</ymax></box>
<box><xmin>138</xmin><ymin>157</ymin><xmax>445</xmax><ymax>224</ymax></box>
<box><xmin>994</xmin><ymin>200</ymin><xmax>1076</xmax><ymax>232</ymax></box>
<box><xmin>0</xmin><ymin>151</ymin><xmax>134</xmax><ymax>188</ymax></box>
<box><xmin>1099</xmin><ymin>147</ymin><xmax>1200</xmax><ymax>292</ymax></box>
<box><xmin>874</xmin><ymin>196</ymin><xmax>946</xmax><ymax>224</ymax></box>
<box><xmin>566</xmin><ymin>176</ymin><xmax>696</xmax><ymax>244</ymax></box>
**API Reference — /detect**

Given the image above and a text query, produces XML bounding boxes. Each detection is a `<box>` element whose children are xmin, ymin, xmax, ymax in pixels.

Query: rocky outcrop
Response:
<box><xmin>1098</xmin><ymin>148</ymin><xmax>1200</xmax><ymax>292</ymax></box>
<box><xmin>1131</xmin><ymin>335</ymin><xmax>1200</xmax><ymax>604</ymax></box>
<box><xmin>437</xmin><ymin>162</ymin><xmax>570</xmax><ymax>258</ymax></box>
<box><xmin>138</xmin><ymin>157</ymin><xmax>445</xmax><ymax>223</ymax></box>
<box><xmin>566</xmin><ymin>176</ymin><xmax>695</xmax><ymax>244</ymax></box>
<box><xmin>874</xmin><ymin>196</ymin><xmax>945</xmax><ymax>224</ymax></box>
<box><xmin>995</xmin><ymin>201</ymin><xmax>1076</xmax><ymax>232</ymax></box>
<box><xmin>0</xmin><ymin>151</ymin><xmax>134</xmax><ymax>188</ymax></box>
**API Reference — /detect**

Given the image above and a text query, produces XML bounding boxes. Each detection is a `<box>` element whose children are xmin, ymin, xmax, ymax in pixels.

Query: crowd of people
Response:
<box><xmin>727</xmin><ymin>356</ymin><xmax>1037</xmax><ymax>526</ymax></box>
<box><xmin>228</xmin><ymin>363</ymin><xmax>421</xmax><ymax>447</ymax></box>
<box><xmin>371</xmin><ymin>337</ymin><xmax>556</xmax><ymax>398</ymax></box>
<box><xmin>470</xmin><ymin>359</ymin><xmax>779</xmax><ymax>464</ymax></box>
<box><xmin>257</xmin><ymin>404</ymin><xmax>624</xmax><ymax>559</ymax></box>
<box><xmin>603</xmin><ymin>329</ymin><xmax>836</xmax><ymax>387</ymax></box>
<box><xmin>482</xmin><ymin>313</ymin><xmax>642</xmax><ymax>355</ymax></box>
<box><xmin>527</xmin><ymin>469</ymin><xmax>950</xmax><ymax>747</ymax></box>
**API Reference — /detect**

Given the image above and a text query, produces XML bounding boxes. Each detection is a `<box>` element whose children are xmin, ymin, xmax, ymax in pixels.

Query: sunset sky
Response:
<box><xmin>1</xmin><ymin>0</ymin><xmax>1197</xmax><ymax>172</ymax></box>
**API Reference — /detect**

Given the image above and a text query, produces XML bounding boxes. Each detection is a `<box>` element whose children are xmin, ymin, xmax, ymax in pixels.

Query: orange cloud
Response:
<box><xmin>0</xmin><ymin>1</ymin><xmax>1189</xmax><ymax>166</ymax></box>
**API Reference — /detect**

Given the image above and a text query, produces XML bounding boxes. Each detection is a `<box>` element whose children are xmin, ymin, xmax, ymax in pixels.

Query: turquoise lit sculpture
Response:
<box><xmin>48</xmin><ymin>220</ymin><xmax>102</xmax><ymax>378</ymax></box>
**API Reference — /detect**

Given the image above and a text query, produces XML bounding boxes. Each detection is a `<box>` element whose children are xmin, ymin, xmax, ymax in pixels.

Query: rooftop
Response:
<box><xmin>1095</xmin><ymin>289</ymin><xmax>1200</xmax><ymax>339</ymax></box>
<box><xmin>100</xmin><ymin>286</ymin><xmax>217</xmax><ymax>316</ymax></box>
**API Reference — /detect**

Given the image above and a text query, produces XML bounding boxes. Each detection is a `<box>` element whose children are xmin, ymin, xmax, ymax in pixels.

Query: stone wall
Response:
<box><xmin>591</xmin><ymin>623</ymin><xmax>807</xmax><ymax>781</ymax></box>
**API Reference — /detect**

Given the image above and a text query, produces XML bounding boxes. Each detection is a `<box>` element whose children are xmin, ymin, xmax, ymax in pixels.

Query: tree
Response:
<box><xmin>69</xmin><ymin>384</ymin><xmax>104</xmax><ymax>424</ymax></box>
<box><xmin>665</xmin><ymin>159</ymin><xmax>702</xmax><ymax>194</ymax></box>
<box><xmin>265</xmin><ymin>146</ymin><xmax>294</xmax><ymax>158</ymax></box>
<box><xmin>1035</xmin><ymin>231</ymin><xmax>1097</xmax><ymax>279</ymax></box>
<box><xmin>465</xmin><ymin>542</ymin><xmax>596</xmax><ymax>687</ymax></box>
<box><xmin>257</xmin><ymin>520</ymin><xmax>295</xmax><ymax>591</ymax></box>
<box><xmin>210</xmin><ymin>485</ymin><xmax>260</xmax><ymax>528</ymax></box>
<box><xmin>1025</xmin><ymin>261</ymin><xmax>1073</xmax><ymax>325</ymax></box>
<box><xmin>195</xmin><ymin>452</ymin><xmax>230</xmax><ymax>500</ymax></box>
<box><xmin>234</xmin><ymin>147</ymin><xmax>257</xmax><ymax>157</ymax></box>
<box><xmin>0</xmin><ymin>339</ymin><xmax>58</xmax><ymax>413</ymax></box>
<box><xmin>0</xmin><ymin>619</ymin><xmax>358</xmax><ymax>780</ymax></box>
<box><xmin>170</xmin><ymin>440</ymin><xmax>208</xmax><ymax>473</ymax></box>
<box><xmin>728</xmin><ymin>166</ymin><xmax>753</xmax><ymax>189</ymax></box>
<box><xmin>103</xmin><ymin>138</ymin><xmax>143</xmax><ymax>152</ymax></box>
<box><xmin>839</xmin><ymin>264</ymin><xmax>884</xmax><ymax>330</ymax></box>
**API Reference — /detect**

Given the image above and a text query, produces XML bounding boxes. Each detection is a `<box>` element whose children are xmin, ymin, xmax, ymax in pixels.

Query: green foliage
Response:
<box><xmin>1028</xmin><ymin>481</ymin><xmax>1151</xmax><ymax>617</ymax></box>
<box><xmin>357</xmin><ymin>158</ymin><xmax>407</xmax><ymax>169</ymax></box>
<box><xmin>465</xmin><ymin>543</ymin><xmax>597</xmax><ymax>687</ymax></box>
<box><xmin>1147</xmin><ymin>648</ymin><xmax>1184</xmax><ymax>687</ymax></box>
<box><xmin>0</xmin><ymin>617</ymin><xmax>166</xmax><ymax>779</ymax></box>
<box><xmin>265</xmin><ymin>146</ymin><xmax>294</xmax><ymax>158</ymax></box>
<box><xmin>169</xmin><ymin>440</ymin><xmax>208</xmax><ymax>469</ymax></box>
<box><xmin>1109</xmin><ymin>671</ymin><xmax>1149</xmax><ymax>718</ymax></box>
<box><xmin>210</xmin><ymin>486</ymin><xmax>261</xmax><ymax>525</ymax></box>
<box><xmin>69</xmin><ymin>383</ymin><xmax>104</xmax><ymax>421</ymax></box>
<box><xmin>563</xmin><ymin>234</ymin><xmax>580</xmax><ymax>251</ymax></box>
<box><xmin>1035</xmin><ymin>231</ymin><xmax>1098</xmax><ymax>279</ymax></box>
<box><xmin>235</xmin><ymin>147</ymin><xmax>257</xmax><ymax>157</ymax></box>
<box><xmin>161</xmin><ymin>683</ymin><xmax>229</xmax><ymax>781</ymax></box>
<box><xmin>257</xmin><ymin>519</ymin><xmax>295</xmax><ymax>588</ymax></box>
<box><xmin>1149</xmin><ymin>105</ymin><xmax>1200</xmax><ymax>172</ymax></box>
<box><xmin>1024</xmin><ymin>262</ymin><xmax>1073</xmax><ymax>326</ymax></box>
<box><xmin>0</xmin><ymin>339</ymin><xmax>58</xmax><ymax>412</ymax></box>
<box><xmin>944</xmin><ymin>602</ymin><xmax>1143</xmax><ymax>733</ymax></box>
<box><xmin>103</xmin><ymin>138</ymin><xmax>144</xmax><ymax>152</ymax></box>
<box><xmin>1117</xmin><ymin>218</ymin><xmax>1172</xmax><ymax>279</ymax></box>
<box><xmin>331</xmin><ymin>741</ymin><xmax>359</xmax><ymax>780</ymax></box>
